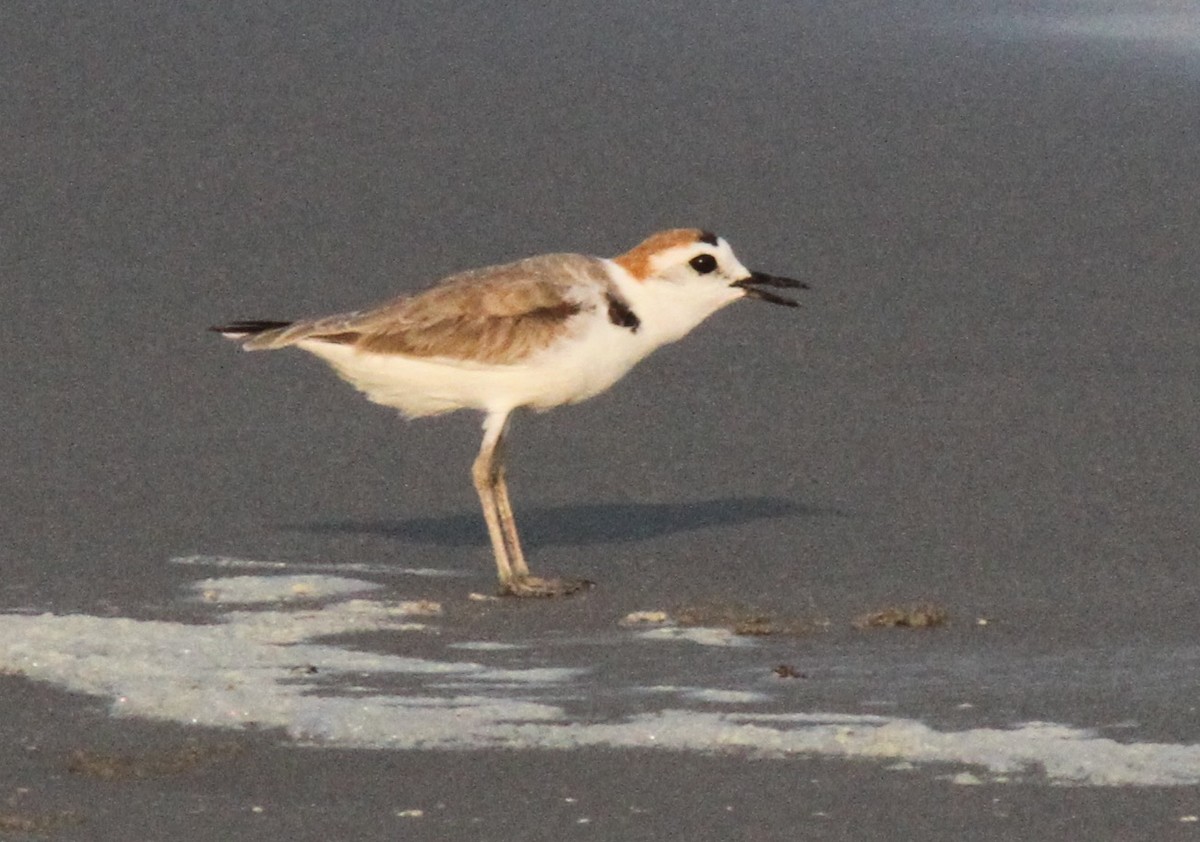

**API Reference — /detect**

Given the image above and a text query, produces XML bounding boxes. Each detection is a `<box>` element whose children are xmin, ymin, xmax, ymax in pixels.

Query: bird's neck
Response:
<box><xmin>605</xmin><ymin>260</ymin><xmax>742</xmax><ymax>349</ymax></box>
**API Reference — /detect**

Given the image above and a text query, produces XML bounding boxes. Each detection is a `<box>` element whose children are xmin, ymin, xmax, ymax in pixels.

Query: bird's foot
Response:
<box><xmin>499</xmin><ymin>575</ymin><xmax>594</xmax><ymax>598</ymax></box>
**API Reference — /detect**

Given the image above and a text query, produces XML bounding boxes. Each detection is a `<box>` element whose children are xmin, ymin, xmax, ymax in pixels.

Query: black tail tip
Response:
<box><xmin>209</xmin><ymin>320</ymin><xmax>293</xmax><ymax>336</ymax></box>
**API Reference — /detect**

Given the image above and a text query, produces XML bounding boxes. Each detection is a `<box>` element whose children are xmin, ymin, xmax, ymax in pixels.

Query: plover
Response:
<box><xmin>212</xmin><ymin>229</ymin><xmax>806</xmax><ymax>596</ymax></box>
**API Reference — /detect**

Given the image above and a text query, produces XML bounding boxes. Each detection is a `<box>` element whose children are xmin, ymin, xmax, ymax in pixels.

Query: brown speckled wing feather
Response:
<box><xmin>243</xmin><ymin>253</ymin><xmax>612</xmax><ymax>366</ymax></box>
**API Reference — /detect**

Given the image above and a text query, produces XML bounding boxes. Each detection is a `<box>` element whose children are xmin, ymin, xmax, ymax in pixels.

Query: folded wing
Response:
<box><xmin>212</xmin><ymin>253</ymin><xmax>613</xmax><ymax>367</ymax></box>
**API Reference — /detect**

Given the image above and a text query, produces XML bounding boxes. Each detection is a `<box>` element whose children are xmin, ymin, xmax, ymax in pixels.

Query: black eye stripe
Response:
<box><xmin>689</xmin><ymin>253</ymin><xmax>718</xmax><ymax>274</ymax></box>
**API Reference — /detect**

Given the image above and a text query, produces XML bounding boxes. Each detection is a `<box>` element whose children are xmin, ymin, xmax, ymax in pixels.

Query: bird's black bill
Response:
<box><xmin>732</xmin><ymin>272</ymin><xmax>809</xmax><ymax>307</ymax></box>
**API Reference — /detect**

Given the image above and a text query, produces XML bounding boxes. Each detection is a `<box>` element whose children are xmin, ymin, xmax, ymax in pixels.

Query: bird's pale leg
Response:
<box><xmin>476</xmin><ymin>413</ymin><xmax>592</xmax><ymax>598</ymax></box>
<box><xmin>490</xmin><ymin>434</ymin><xmax>531</xmax><ymax>579</ymax></box>
<box><xmin>472</xmin><ymin>415</ymin><xmax>516</xmax><ymax>590</ymax></box>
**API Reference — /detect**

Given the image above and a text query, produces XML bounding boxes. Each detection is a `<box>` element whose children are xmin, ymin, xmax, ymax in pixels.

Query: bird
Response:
<box><xmin>212</xmin><ymin>229</ymin><xmax>806</xmax><ymax>597</ymax></box>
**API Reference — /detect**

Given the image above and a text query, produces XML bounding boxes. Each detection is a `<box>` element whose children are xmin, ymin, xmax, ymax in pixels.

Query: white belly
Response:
<box><xmin>297</xmin><ymin>316</ymin><xmax>654</xmax><ymax>418</ymax></box>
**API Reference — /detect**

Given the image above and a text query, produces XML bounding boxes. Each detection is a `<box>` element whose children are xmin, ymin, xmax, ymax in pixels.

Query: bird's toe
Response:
<box><xmin>499</xmin><ymin>575</ymin><xmax>594</xmax><ymax>598</ymax></box>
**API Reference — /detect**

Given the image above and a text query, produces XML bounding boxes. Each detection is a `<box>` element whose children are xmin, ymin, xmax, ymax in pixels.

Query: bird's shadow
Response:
<box><xmin>282</xmin><ymin>496</ymin><xmax>843</xmax><ymax>549</ymax></box>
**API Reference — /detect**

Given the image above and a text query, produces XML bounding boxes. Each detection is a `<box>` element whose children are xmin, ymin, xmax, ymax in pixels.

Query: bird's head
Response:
<box><xmin>613</xmin><ymin>229</ymin><xmax>807</xmax><ymax>309</ymax></box>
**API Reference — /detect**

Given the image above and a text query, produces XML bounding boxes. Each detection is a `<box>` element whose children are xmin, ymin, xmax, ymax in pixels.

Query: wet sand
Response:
<box><xmin>4</xmin><ymin>1</ymin><xmax>1200</xmax><ymax>838</ymax></box>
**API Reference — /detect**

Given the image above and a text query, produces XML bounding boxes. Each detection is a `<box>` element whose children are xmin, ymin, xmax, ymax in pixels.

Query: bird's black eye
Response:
<box><xmin>689</xmin><ymin>254</ymin><xmax>718</xmax><ymax>274</ymax></box>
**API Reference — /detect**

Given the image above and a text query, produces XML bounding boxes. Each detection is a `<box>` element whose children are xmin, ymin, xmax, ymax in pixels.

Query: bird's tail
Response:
<box><xmin>209</xmin><ymin>320</ymin><xmax>296</xmax><ymax>350</ymax></box>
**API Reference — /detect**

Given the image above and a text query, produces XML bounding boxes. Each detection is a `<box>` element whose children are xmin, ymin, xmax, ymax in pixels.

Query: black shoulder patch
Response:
<box><xmin>606</xmin><ymin>293</ymin><xmax>640</xmax><ymax>332</ymax></box>
<box><xmin>698</xmin><ymin>231</ymin><xmax>719</xmax><ymax>246</ymax></box>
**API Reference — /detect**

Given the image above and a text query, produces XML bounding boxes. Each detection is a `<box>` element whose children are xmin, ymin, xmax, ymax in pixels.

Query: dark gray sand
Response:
<box><xmin>5</xmin><ymin>1</ymin><xmax>1200</xmax><ymax>838</ymax></box>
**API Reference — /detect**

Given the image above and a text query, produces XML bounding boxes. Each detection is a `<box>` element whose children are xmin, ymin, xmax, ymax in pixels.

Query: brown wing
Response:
<box><xmin>242</xmin><ymin>253</ymin><xmax>612</xmax><ymax>366</ymax></box>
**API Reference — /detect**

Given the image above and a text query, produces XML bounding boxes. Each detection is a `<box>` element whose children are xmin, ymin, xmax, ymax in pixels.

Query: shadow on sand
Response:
<box><xmin>281</xmin><ymin>497</ymin><xmax>845</xmax><ymax>549</ymax></box>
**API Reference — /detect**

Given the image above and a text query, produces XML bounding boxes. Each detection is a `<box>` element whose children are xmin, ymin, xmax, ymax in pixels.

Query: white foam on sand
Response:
<box><xmin>1046</xmin><ymin>12</ymin><xmax>1200</xmax><ymax>50</ymax></box>
<box><xmin>981</xmin><ymin>5</ymin><xmax>1200</xmax><ymax>55</ymax></box>
<box><xmin>192</xmin><ymin>575</ymin><xmax>384</xmax><ymax>604</ymax></box>
<box><xmin>635</xmin><ymin>626</ymin><xmax>754</xmax><ymax>648</ymax></box>
<box><xmin>447</xmin><ymin>641</ymin><xmax>526</xmax><ymax>652</ymax></box>
<box><xmin>3</xmin><ymin>575</ymin><xmax>1200</xmax><ymax>787</ymax></box>
<box><xmin>637</xmin><ymin>686</ymin><xmax>769</xmax><ymax>705</ymax></box>
<box><xmin>172</xmin><ymin>555</ymin><xmax>467</xmax><ymax>578</ymax></box>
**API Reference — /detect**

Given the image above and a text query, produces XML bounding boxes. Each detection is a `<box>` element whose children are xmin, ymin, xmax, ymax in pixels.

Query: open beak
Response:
<box><xmin>731</xmin><ymin>272</ymin><xmax>810</xmax><ymax>307</ymax></box>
